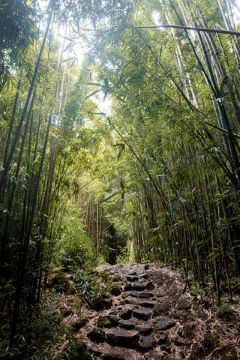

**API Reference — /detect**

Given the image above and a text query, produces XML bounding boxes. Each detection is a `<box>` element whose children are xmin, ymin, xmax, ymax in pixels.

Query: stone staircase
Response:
<box><xmin>75</xmin><ymin>264</ymin><xmax>239</xmax><ymax>360</ymax></box>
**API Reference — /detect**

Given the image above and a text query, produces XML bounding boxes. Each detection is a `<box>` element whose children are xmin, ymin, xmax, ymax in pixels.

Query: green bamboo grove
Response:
<box><xmin>0</xmin><ymin>0</ymin><xmax>240</xmax><ymax>351</ymax></box>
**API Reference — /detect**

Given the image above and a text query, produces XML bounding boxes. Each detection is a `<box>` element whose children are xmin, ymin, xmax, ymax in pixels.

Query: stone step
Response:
<box><xmin>124</xmin><ymin>281</ymin><xmax>154</xmax><ymax>291</ymax></box>
<box><xmin>101</xmin><ymin>348</ymin><xmax>135</xmax><ymax>360</ymax></box>
<box><xmin>152</xmin><ymin>316</ymin><xmax>176</xmax><ymax>330</ymax></box>
<box><xmin>133</xmin><ymin>308</ymin><xmax>153</xmax><ymax>320</ymax></box>
<box><xmin>118</xmin><ymin>305</ymin><xmax>135</xmax><ymax>319</ymax></box>
<box><xmin>97</xmin><ymin>314</ymin><xmax>119</xmax><ymax>328</ymax></box>
<box><xmin>119</xmin><ymin>319</ymin><xmax>136</xmax><ymax>329</ymax></box>
<box><xmin>135</xmin><ymin>324</ymin><xmax>153</xmax><ymax>335</ymax></box>
<box><xmin>106</xmin><ymin>328</ymin><xmax>140</xmax><ymax>348</ymax></box>
<box><xmin>122</xmin><ymin>290</ymin><xmax>154</xmax><ymax>299</ymax></box>
<box><xmin>122</xmin><ymin>297</ymin><xmax>157</xmax><ymax>308</ymax></box>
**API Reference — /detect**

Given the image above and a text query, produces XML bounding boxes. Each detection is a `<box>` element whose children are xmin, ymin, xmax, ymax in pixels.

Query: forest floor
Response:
<box><xmin>47</xmin><ymin>264</ymin><xmax>240</xmax><ymax>360</ymax></box>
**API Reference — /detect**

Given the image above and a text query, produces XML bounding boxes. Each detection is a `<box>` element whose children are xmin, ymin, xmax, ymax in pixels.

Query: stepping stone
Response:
<box><xmin>109</xmin><ymin>306</ymin><xmax>122</xmax><ymax>316</ymax></box>
<box><xmin>122</xmin><ymin>291</ymin><xmax>154</xmax><ymax>299</ymax></box>
<box><xmin>123</xmin><ymin>298</ymin><xmax>157</xmax><ymax>309</ymax></box>
<box><xmin>122</xmin><ymin>291</ymin><xmax>138</xmax><ymax>299</ymax></box>
<box><xmin>138</xmin><ymin>292</ymin><xmax>154</xmax><ymax>298</ymax></box>
<box><xmin>106</xmin><ymin>328</ymin><xmax>140</xmax><ymax>348</ymax></box>
<box><xmin>98</xmin><ymin>314</ymin><xmax>119</xmax><ymax>328</ymax></box>
<box><xmin>119</xmin><ymin>306</ymin><xmax>135</xmax><ymax>319</ymax></box>
<box><xmin>119</xmin><ymin>319</ymin><xmax>136</xmax><ymax>330</ymax></box>
<box><xmin>123</xmin><ymin>296</ymin><xmax>141</xmax><ymax>306</ymax></box>
<box><xmin>133</xmin><ymin>308</ymin><xmax>153</xmax><ymax>320</ymax></box>
<box><xmin>101</xmin><ymin>349</ymin><xmax>135</xmax><ymax>360</ymax></box>
<box><xmin>139</xmin><ymin>273</ymin><xmax>149</xmax><ymax>279</ymax></box>
<box><xmin>141</xmin><ymin>300</ymin><xmax>157</xmax><ymax>308</ymax></box>
<box><xmin>136</xmin><ymin>324</ymin><xmax>153</xmax><ymax>335</ymax></box>
<box><xmin>87</xmin><ymin>327</ymin><xmax>105</xmax><ymax>343</ymax></box>
<box><xmin>126</xmin><ymin>275</ymin><xmax>139</xmax><ymax>282</ymax></box>
<box><xmin>138</xmin><ymin>334</ymin><xmax>156</xmax><ymax>351</ymax></box>
<box><xmin>152</xmin><ymin>316</ymin><xmax>176</xmax><ymax>330</ymax></box>
<box><xmin>125</xmin><ymin>281</ymin><xmax>154</xmax><ymax>291</ymax></box>
<box><xmin>128</xmin><ymin>271</ymin><xmax>137</xmax><ymax>276</ymax></box>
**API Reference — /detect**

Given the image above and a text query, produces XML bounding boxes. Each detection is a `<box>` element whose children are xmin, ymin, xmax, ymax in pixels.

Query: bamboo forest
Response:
<box><xmin>1</xmin><ymin>0</ymin><xmax>240</xmax><ymax>359</ymax></box>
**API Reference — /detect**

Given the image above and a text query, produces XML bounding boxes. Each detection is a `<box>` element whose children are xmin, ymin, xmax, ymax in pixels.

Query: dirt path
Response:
<box><xmin>73</xmin><ymin>264</ymin><xmax>239</xmax><ymax>359</ymax></box>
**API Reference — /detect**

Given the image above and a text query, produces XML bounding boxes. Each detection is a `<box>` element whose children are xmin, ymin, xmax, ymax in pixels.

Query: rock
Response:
<box><xmin>153</xmin><ymin>303</ymin><xmax>170</xmax><ymax>316</ymax></box>
<box><xmin>126</xmin><ymin>275</ymin><xmax>139</xmax><ymax>282</ymax></box>
<box><xmin>138</xmin><ymin>334</ymin><xmax>156</xmax><ymax>351</ymax></box>
<box><xmin>88</xmin><ymin>327</ymin><xmax>105</xmax><ymax>343</ymax></box>
<box><xmin>133</xmin><ymin>308</ymin><xmax>152</xmax><ymax>320</ymax></box>
<box><xmin>123</xmin><ymin>296</ymin><xmax>141</xmax><ymax>306</ymax></box>
<box><xmin>138</xmin><ymin>292</ymin><xmax>154</xmax><ymax>298</ymax></box>
<box><xmin>128</xmin><ymin>270</ymin><xmax>137</xmax><ymax>276</ymax></box>
<box><xmin>106</xmin><ymin>328</ymin><xmax>140</xmax><ymax>348</ymax></box>
<box><xmin>136</xmin><ymin>324</ymin><xmax>153</xmax><ymax>335</ymax></box>
<box><xmin>122</xmin><ymin>291</ymin><xmax>133</xmax><ymax>299</ymax></box>
<box><xmin>119</xmin><ymin>306</ymin><xmax>135</xmax><ymax>319</ymax></box>
<box><xmin>96</xmin><ymin>264</ymin><xmax>113</xmax><ymax>273</ymax></box>
<box><xmin>139</xmin><ymin>273</ymin><xmax>149</xmax><ymax>279</ymax></box>
<box><xmin>122</xmin><ymin>291</ymin><xmax>154</xmax><ymax>299</ymax></box>
<box><xmin>98</xmin><ymin>315</ymin><xmax>119</xmax><ymax>328</ymax></box>
<box><xmin>141</xmin><ymin>300</ymin><xmax>157</xmax><ymax>308</ymax></box>
<box><xmin>94</xmin><ymin>297</ymin><xmax>112</xmax><ymax>311</ymax></box>
<box><xmin>101</xmin><ymin>348</ymin><xmax>135</xmax><ymax>360</ymax></box>
<box><xmin>152</xmin><ymin>316</ymin><xmax>176</xmax><ymax>330</ymax></box>
<box><xmin>119</xmin><ymin>319</ymin><xmax>136</xmax><ymax>329</ymax></box>
<box><xmin>125</xmin><ymin>281</ymin><xmax>154</xmax><ymax>291</ymax></box>
<box><xmin>109</xmin><ymin>306</ymin><xmax>122</xmax><ymax>316</ymax></box>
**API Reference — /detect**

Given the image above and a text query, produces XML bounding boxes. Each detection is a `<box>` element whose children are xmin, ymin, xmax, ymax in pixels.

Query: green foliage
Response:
<box><xmin>74</xmin><ymin>270</ymin><xmax>112</xmax><ymax>305</ymax></box>
<box><xmin>217</xmin><ymin>303</ymin><xmax>235</xmax><ymax>319</ymax></box>
<box><xmin>60</xmin><ymin>338</ymin><xmax>92</xmax><ymax>360</ymax></box>
<box><xmin>57</xmin><ymin>210</ymin><xmax>96</xmax><ymax>271</ymax></box>
<box><xmin>0</xmin><ymin>0</ymin><xmax>36</xmax><ymax>89</ymax></box>
<box><xmin>0</xmin><ymin>294</ymin><xmax>64</xmax><ymax>359</ymax></box>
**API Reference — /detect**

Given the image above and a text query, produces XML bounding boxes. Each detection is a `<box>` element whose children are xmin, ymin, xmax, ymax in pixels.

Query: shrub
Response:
<box><xmin>56</xmin><ymin>211</ymin><xmax>96</xmax><ymax>271</ymax></box>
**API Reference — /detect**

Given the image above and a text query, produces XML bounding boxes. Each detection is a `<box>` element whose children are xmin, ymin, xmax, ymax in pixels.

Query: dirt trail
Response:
<box><xmin>74</xmin><ymin>264</ymin><xmax>239</xmax><ymax>359</ymax></box>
